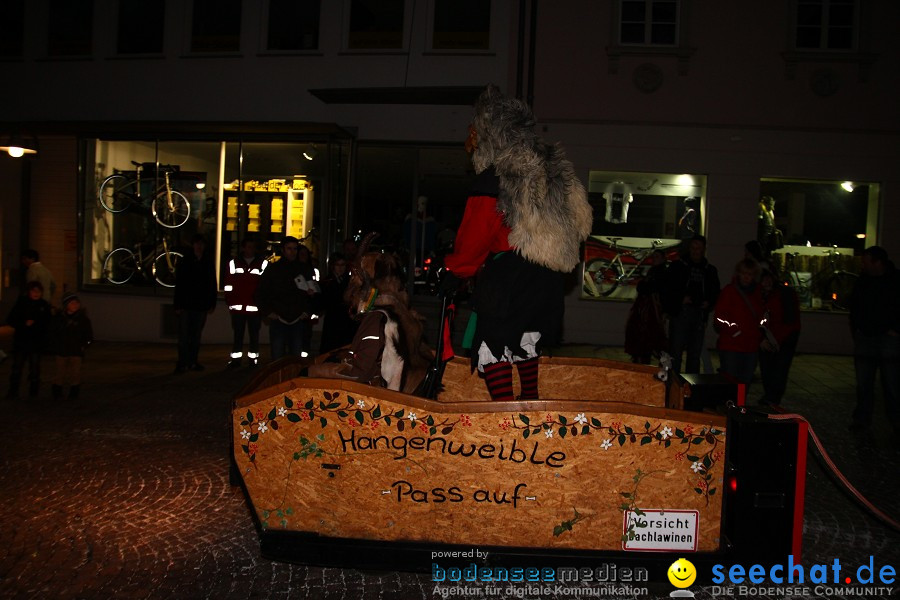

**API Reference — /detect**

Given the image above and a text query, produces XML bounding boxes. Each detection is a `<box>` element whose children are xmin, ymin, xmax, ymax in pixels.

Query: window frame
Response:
<box><xmin>424</xmin><ymin>0</ymin><xmax>493</xmax><ymax>55</ymax></box>
<box><xmin>342</xmin><ymin>0</ymin><xmax>411</xmax><ymax>54</ymax></box>
<box><xmin>262</xmin><ymin>0</ymin><xmax>322</xmax><ymax>54</ymax></box>
<box><xmin>606</xmin><ymin>0</ymin><xmax>695</xmax><ymax>75</ymax></box>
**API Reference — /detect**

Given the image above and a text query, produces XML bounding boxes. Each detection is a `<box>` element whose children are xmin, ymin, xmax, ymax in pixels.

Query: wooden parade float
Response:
<box><xmin>231</xmin><ymin>352</ymin><xmax>808</xmax><ymax>575</ymax></box>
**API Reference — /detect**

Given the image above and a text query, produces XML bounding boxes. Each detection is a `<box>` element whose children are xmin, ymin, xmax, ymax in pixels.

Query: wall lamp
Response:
<box><xmin>303</xmin><ymin>143</ymin><xmax>318</xmax><ymax>161</ymax></box>
<box><xmin>841</xmin><ymin>181</ymin><xmax>855</xmax><ymax>192</ymax></box>
<box><xmin>0</xmin><ymin>133</ymin><xmax>39</xmax><ymax>158</ymax></box>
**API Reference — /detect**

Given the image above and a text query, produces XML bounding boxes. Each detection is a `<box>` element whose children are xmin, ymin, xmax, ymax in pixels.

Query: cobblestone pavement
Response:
<box><xmin>0</xmin><ymin>342</ymin><xmax>897</xmax><ymax>600</ymax></box>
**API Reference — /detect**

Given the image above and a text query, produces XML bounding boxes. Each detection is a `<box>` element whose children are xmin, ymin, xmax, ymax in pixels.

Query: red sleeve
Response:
<box><xmin>444</xmin><ymin>195</ymin><xmax>511</xmax><ymax>278</ymax></box>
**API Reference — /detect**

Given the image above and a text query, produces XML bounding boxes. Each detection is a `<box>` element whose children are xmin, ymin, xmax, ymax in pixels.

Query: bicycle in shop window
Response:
<box><xmin>582</xmin><ymin>236</ymin><xmax>681</xmax><ymax>298</ymax></box>
<box><xmin>98</xmin><ymin>161</ymin><xmax>191</xmax><ymax>229</ymax></box>
<box><xmin>102</xmin><ymin>237</ymin><xmax>183</xmax><ymax>288</ymax></box>
<box><xmin>783</xmin><ymin>246</ymin><xmax>858</xmax><ymax>311</ymax></box>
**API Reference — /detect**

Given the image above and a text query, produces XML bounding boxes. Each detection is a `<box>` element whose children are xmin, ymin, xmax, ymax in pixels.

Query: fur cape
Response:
<box><xmin>471</xmin><ymin>84</ymin><xmax>592</xmax><ymax>273</ymax></box>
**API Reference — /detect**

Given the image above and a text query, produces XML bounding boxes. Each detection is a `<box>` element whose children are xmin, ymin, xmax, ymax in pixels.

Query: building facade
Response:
<box><xmin>1</xmin><ymin>0</ymin><xmax>898</xmax><ymax>354</ymax></box>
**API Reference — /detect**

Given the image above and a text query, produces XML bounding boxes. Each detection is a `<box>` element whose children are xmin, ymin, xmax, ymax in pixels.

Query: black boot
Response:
<box><xmin>68</xmin><ymin>385</ymin><xmax>80</xmax><ymax>401</ymax></box>
<box><xmin>52</xmin><ymin>384</ymin><xmax>64</xmax><ymax>401</ymax></box>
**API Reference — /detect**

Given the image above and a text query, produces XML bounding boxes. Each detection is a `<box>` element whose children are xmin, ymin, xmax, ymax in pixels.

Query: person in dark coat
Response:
<box><xmin>255</xmin><ymin>236</ymin><xmax>317</xmax><ymax>361</ymax></box>
<box><xmin>5</xmin><ymin>281</ymin><xmax>52</xmax><ymax>398</ymax></box>
<box><xmin>624</xmin><ymin>249</ymin><xmax>669</xmax><ymax>364</ymax></box>
<box><xmin>318</xmin><ymin>252</ymin><xmax>358</xmax><ymax>353</ymax></box>
<box><xmin>662</xmin><ymin>235</ymin><xmax>721</xmax><ymax>375</ymax></box>
<box><xmin>847</xmin><ymin>246</ymin><xmax>900</xmax><ymax>434</ymax></box>
<box><xmin>48</xmin><ymin>292</ymin><xmax>93</xmax><ymax>401</ymax></box>
<box><xmin>173</xmin><ymin>234</ymin><xmax>218</xmax><ymax>373</ymax></box>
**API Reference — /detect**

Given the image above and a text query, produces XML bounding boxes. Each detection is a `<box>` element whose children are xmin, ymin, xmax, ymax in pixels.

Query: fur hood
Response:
<box><xmin>471</xmin><ymin>85</ymin><xmax>592</xmax><ymax>273</ymax></box>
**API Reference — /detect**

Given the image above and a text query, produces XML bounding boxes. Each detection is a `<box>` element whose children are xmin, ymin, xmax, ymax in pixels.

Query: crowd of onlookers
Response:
<box><xmin>6</xmin><ymin>233</ymin><xmax>897</xmax><ymax>438</ymax></box>
<box><xmin>3</xmin><ymin>249</ymin><xmax>93</xmax><ymax>402</ymax></box>
<box><xmin>624</xmin><ymin>234</ymin><xmax>899</xmax><ymax>435</ymax></box>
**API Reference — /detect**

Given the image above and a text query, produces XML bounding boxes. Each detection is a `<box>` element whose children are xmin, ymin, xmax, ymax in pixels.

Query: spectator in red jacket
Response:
<box><xmin>714</xmin><ymin>258</ymin><xmax>764</xmax><ymax>386</ymax></box>
<box><xmin>224</xmin><ymin>237</ymin><xmax>267</xmax><ymax>368</ymax></box>
<box><xmin>758</xmin><ymin>269</ymin><xmax>801</xmax><ymax>406</ymax></box>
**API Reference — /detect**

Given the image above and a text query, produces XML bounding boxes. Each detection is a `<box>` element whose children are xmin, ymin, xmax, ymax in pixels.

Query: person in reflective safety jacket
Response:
<box><xmin>224</xmin><ymin>237</ymin><xmax>267</xmax><ymax>367</ymax></box>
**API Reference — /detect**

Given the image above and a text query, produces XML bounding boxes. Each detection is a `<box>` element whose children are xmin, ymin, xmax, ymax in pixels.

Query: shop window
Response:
<box><xmin>581</xmin><ymin>170</ymin><xmax>707</xmax><ymax>301</ymax></box>
<box><xmin>85</xmin><ymin>140</ymin><xmax>221</xmax><ymax>292</ymax></box>
<box><xmin>191</xmin><ymin>0</ymin><xmax>241</xmax><ymax>53</ymax></box>
<box><xmin>0</xmin><ymin>0</ymin><xmax>25</xmax><ymax>58</ymax></box>
<box><xmin>431</xmin><ymin>0</ymin><xmax>490</xmax><ymax>51</ymax></box>
<box><xmin>117</xmin><ymin>0</ymin><xmax>165</xmax><ymax>55</ymax></box>
<box><xmin>48</xmin><ymin>0</ymin><xmax>93</xmax><ymax>57</ymax></box>
<box><xmin>267</xmin><ymin>0</ymin><xmax>320</xmax><ymax>51</ymax></box>
<box><xmin>619</xmin><ymin>0</ymin><xmax>679</xmax><ymax>45</ymax></box>
<box><xmin>347</xmin><ymin>0</ymin><xmax>405</xmax><ymax>50</ymax></box>
<box><xmin>794</xmin><ymin>0</ymin><xmax>857</xmax><ymax>50</ymax></box>
<box><xmin>759</xmin><ymin>178</ymin><xmax>876</xmax><ymax>312</ymax></box>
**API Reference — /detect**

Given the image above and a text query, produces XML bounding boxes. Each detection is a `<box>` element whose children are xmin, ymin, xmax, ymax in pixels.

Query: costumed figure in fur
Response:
<box><xmin>441</xmin><ymin>84</ymin><xmax>592</xmax><ymax>401</ymax></box>
<box><xmin>308</xmin><ymin>233</ymin><xmax>432</xmax><ymax>394</ymax></box>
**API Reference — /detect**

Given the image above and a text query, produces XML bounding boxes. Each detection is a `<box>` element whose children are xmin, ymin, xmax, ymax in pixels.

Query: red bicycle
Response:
<box><xmin>582</xmin><ymin>236</ymin><xmax>681</xmax><ymax>297</ymax></box>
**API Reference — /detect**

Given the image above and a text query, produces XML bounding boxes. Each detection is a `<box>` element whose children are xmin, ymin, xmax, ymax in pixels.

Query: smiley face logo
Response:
<box><xmin>667</xmin><ymin>558</ymin><xmax>697</xmax><ymax>588</ymax></box>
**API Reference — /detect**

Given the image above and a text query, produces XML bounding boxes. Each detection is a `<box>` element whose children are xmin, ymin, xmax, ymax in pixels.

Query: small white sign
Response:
<box><xmin>622</xmin><ymin>509</ymin><xmax>699</xmax><ymax>552</ymax></box>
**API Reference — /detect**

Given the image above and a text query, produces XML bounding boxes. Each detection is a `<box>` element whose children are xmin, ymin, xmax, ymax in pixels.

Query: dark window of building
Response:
<box><xmin>191</xmin><ymin>0</ymin><xmax>241</xmax><ymax>53</ymax></box>
<box><xmin>795</xmin><ymin>0</ymin><xmax>856</xmax><ymax>50</ymax></box>
<box><xmin>117</xmin><ymin>0</ymin><xmax>165</xmax><ymax>54</ymax></box>
<box><xmin>619</xmin><ymin>0</ymin><xmax>678</xmax><ymax>45</ymax></box>
<box><xmin>432</xmin><ymin>0</ymin><xmax>490</xmax><ymax>50</ymax></box>
<box><xmin>0</xmin><ymin>0</ymin><xmax>25</xmax><ymax>58</ymax></box>
<box><xmin>48</xmin><ymin>0</ymin><xmax>93</xmax><ymax>56</ymax></box>
<box><xmin>348</xmin><ymin>0</ymin><xmax>405</xmax><ymax>50</ymax></box>
<box><xmin>267</xmin><ymin>0</ymin><xmax>320</xmax><ymax>51</ymax></box>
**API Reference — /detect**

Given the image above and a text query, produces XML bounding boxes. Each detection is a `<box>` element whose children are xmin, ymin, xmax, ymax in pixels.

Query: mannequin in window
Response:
<box><xmin>677</xmin><ymin>197</ymin><xmax>698</xmax><ymax>240</ymax></box>
<box><xmin>758</xmin><ymin>195</ymin><xmax>783</xmax><ymax>253</ymax></box>
<box><xmin>604</xmin><ymin>183</ymin><xmax>632</xmax><ymax>224</ymax></box>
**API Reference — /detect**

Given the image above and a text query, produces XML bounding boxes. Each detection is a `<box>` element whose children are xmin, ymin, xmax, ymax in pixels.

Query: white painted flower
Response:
<box><xmin>690</xmin><ymin>461</ymin><xmax>703</xmax><ymax>473</ymax></box>
<box><xmin>544</xmin><ymin>429</ymin><xmax>554</xmax><ymax>439</ymax></box>
<box><xmin>574</xmin><ymin>413</ymin><xmax>587</xmax><ymax>425</ymax></box>
<box><xmin>240</xmin><ymin>429</ymin><xmax>250</xmax><ymax>440</ymax></box>
<box><xmin>601</xmin><ymin>439</ymin><xmax>613</xmax><ymax>450</ymax></box>
<box><xmin>357</xmin><ymin>399</ymin><xmax>366</xmax><ymax>408</ymax></box>
<box><xmin>258</xmin><ymin>422</ymin><xmax>268</xmax><ymax>434</ymax></box>
<box><xmin>408</xmin><ymin>412</ymin><xmax>417</xmax><ymax>422</ymax></box>
<box><xmin>660</xmin><ymin>426</ymin><xmax>673</xmax><ymax>440</ymax></box>
<box><xmin>278</xmin><ymin>407</ymin><xmax>287</xmax><ymax>417</ymax></box>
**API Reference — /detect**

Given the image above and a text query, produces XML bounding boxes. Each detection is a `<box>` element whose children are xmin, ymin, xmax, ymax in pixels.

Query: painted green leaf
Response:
<box><xmin>581</xmin><ymin>425</ymin><xmax>590</xmax><ymax>435</ymax></box>
<box><xmin>618</xmin><ymin>434</ymin><xmax>626</xmax><ymax>446</ymax></box>
<box><xmin>644</xmin><ymin>421</ymin><xmax>651</xmax><ymax>430</ymax></box>
<box><xmin>241</xmin><ymin>444</ymin><xmax>249</xmax><ymax>454</ymax></box>
<box><xmin>327</xmin><ymin>402</ymin><xmax>340</xmax><ymax>409</ymax></box>
<box><xmin>523</xmin><ymin>429</ymin><xmax>530</xmax><ymax>439</ymax></box>
<box><xmin>373</xmin><ymin>406</ymin><xmax>382</xmax><ymax>418</ymax></box>
<box><xmin>250</xmin><ymin>433</ymin><xmax>259</xmax><ymax>443</ymax></box>
<box><xmin>620</xmin><ymin>492</ymin><xmax>632</xmax><ymax>498</ymax></box>
<box><xmin>338</xmin><ymin>411</ymin><xmax>348</xmax><ymax>418</ymax></box>
<box><xmin>675</xmin><ymin>428</ymin><xmax>685</xmax><ymax>438</ymax></box>
<box><xmin>324</xmin><ymin>391</ymin><xmax>333</xmax><ymax>401</ymax></box>
<box><xmin>559</xmin><ymin>415</ymin><xmax>567</xmax><ymax>425</ymax></box>
<box><xmin>305</xmin><ymin>400</ymin><xmax>314</xmax><ymax>409</ymax></box>
<box><xmin>625</xmin><ymin>426</ymin><xmax>634</xmax><ymax>435</ymax></box>
<box><xmin>293</xmin><ymin>452</ymin><xmax>300</xmax><ymax>460</ymax></box>
<box><xmin>692</xmin><ymin>438</ymin><xmax>704</xmax><ymax>444</ymax></box>
<box><xmin>385</xmin><ymin>416</ymin><xmax>392</xmax><ymax>425</ymax></box>
<box><xmin>355</xmin><ymin>410</ymin><xmax>364</xmax><ymax>424</ymax></box>
<box><xmin>284</xmin><ymin>396</ymin><xmax>293</xmax><ymax>408</ymax></box>
<box><xmin>640</xmin><ymin>436</ymin><xmax>652</xmax><ymax>445</ymax></box>
<box><xmin>591</xmin><ymin>417</ymin><xmax>601</xmax><ymax>427</ymax></box>
<box><xmin>687</xmin><ymin>455</ymin><xmax>699</xmax><ymax>462</ymax></box>
<box><xmin>430</xmin><ymin>427</ymin><xmax>437</xmax><ymax>435</ymax></box>
<box><xmin>519</xmin><ymin>414</ymin><xmax>530</xmax><ymax>425</ymax></box>
<box><xmin>246</xmin><ymin>410</ymin><xmax>253</xmax><ymax>422</ymax></box>
<box><xmin>559</xmin><ymin>426</ymin><xmax>567</xmax><ymax>438</ymax></box>
<box><xmin>694</xmin><ymin>488</ymin><xmax>703</xmax><ymax>494</ymax></box>
<box><xmin>320</xmin><ymin>417</ymin><xmax>327</xmax><ymax>428</ymax></box>
<box><xmin>319</xmin><ymin>401</ymin><xmax>327</xmax><ymax>410</ymax></box>
<box><xmin>620</xmin><ymin>503</ymin><xmax>630</xmax><ymax>511</ymax></box>
<box><xmin>703</xmin><ymin>456</ymin><xmax>712</xmax><ymax>468</ymax></box>
<box><xmin>709</xmin><ymin>488</ymin><xmax>717</xmax><ymax>495</ymax></box>
<box><xmin>240</xmin><ymin>420</ymin><xmax>248</xmax><ymax>426</ymax></box>
<box><xmin>316</xmin><ymin>433</ymin><xmax>325</xmax><ymax>441</ymax></box>
<box><xmin>395</xmin><ymin>409</ymin><xmax>405</xmax><ymax>418</ymax></box>
<box><xmin>287</xmin><ymin>413</ymin><xmax>301</xmax><ymax>422</ymax></box>
<box><xmin>426</xmin><ymin>415</ymin><xmax>435</xmax><ymax>426</ymax></box>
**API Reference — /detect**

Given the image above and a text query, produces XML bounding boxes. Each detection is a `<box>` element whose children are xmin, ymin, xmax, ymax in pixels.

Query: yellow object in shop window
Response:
<box><xmin>226</xmin><ymin>219</ymin><xmax>237</xmax><ymax>231</ymax></box>
<box><xmin>248</xmin><ymin>219</ymin><xmax>260</xmax><ymax>232</ymax></box>
<box><xmin>248</xmin><ymin>204</ymin><xmax>260</xmax><ymax>218</ymax></box>
<box><xmin>271</xmin><ymin>223</ymin><xmax>283</xmax><ymax>233</ymax></box>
